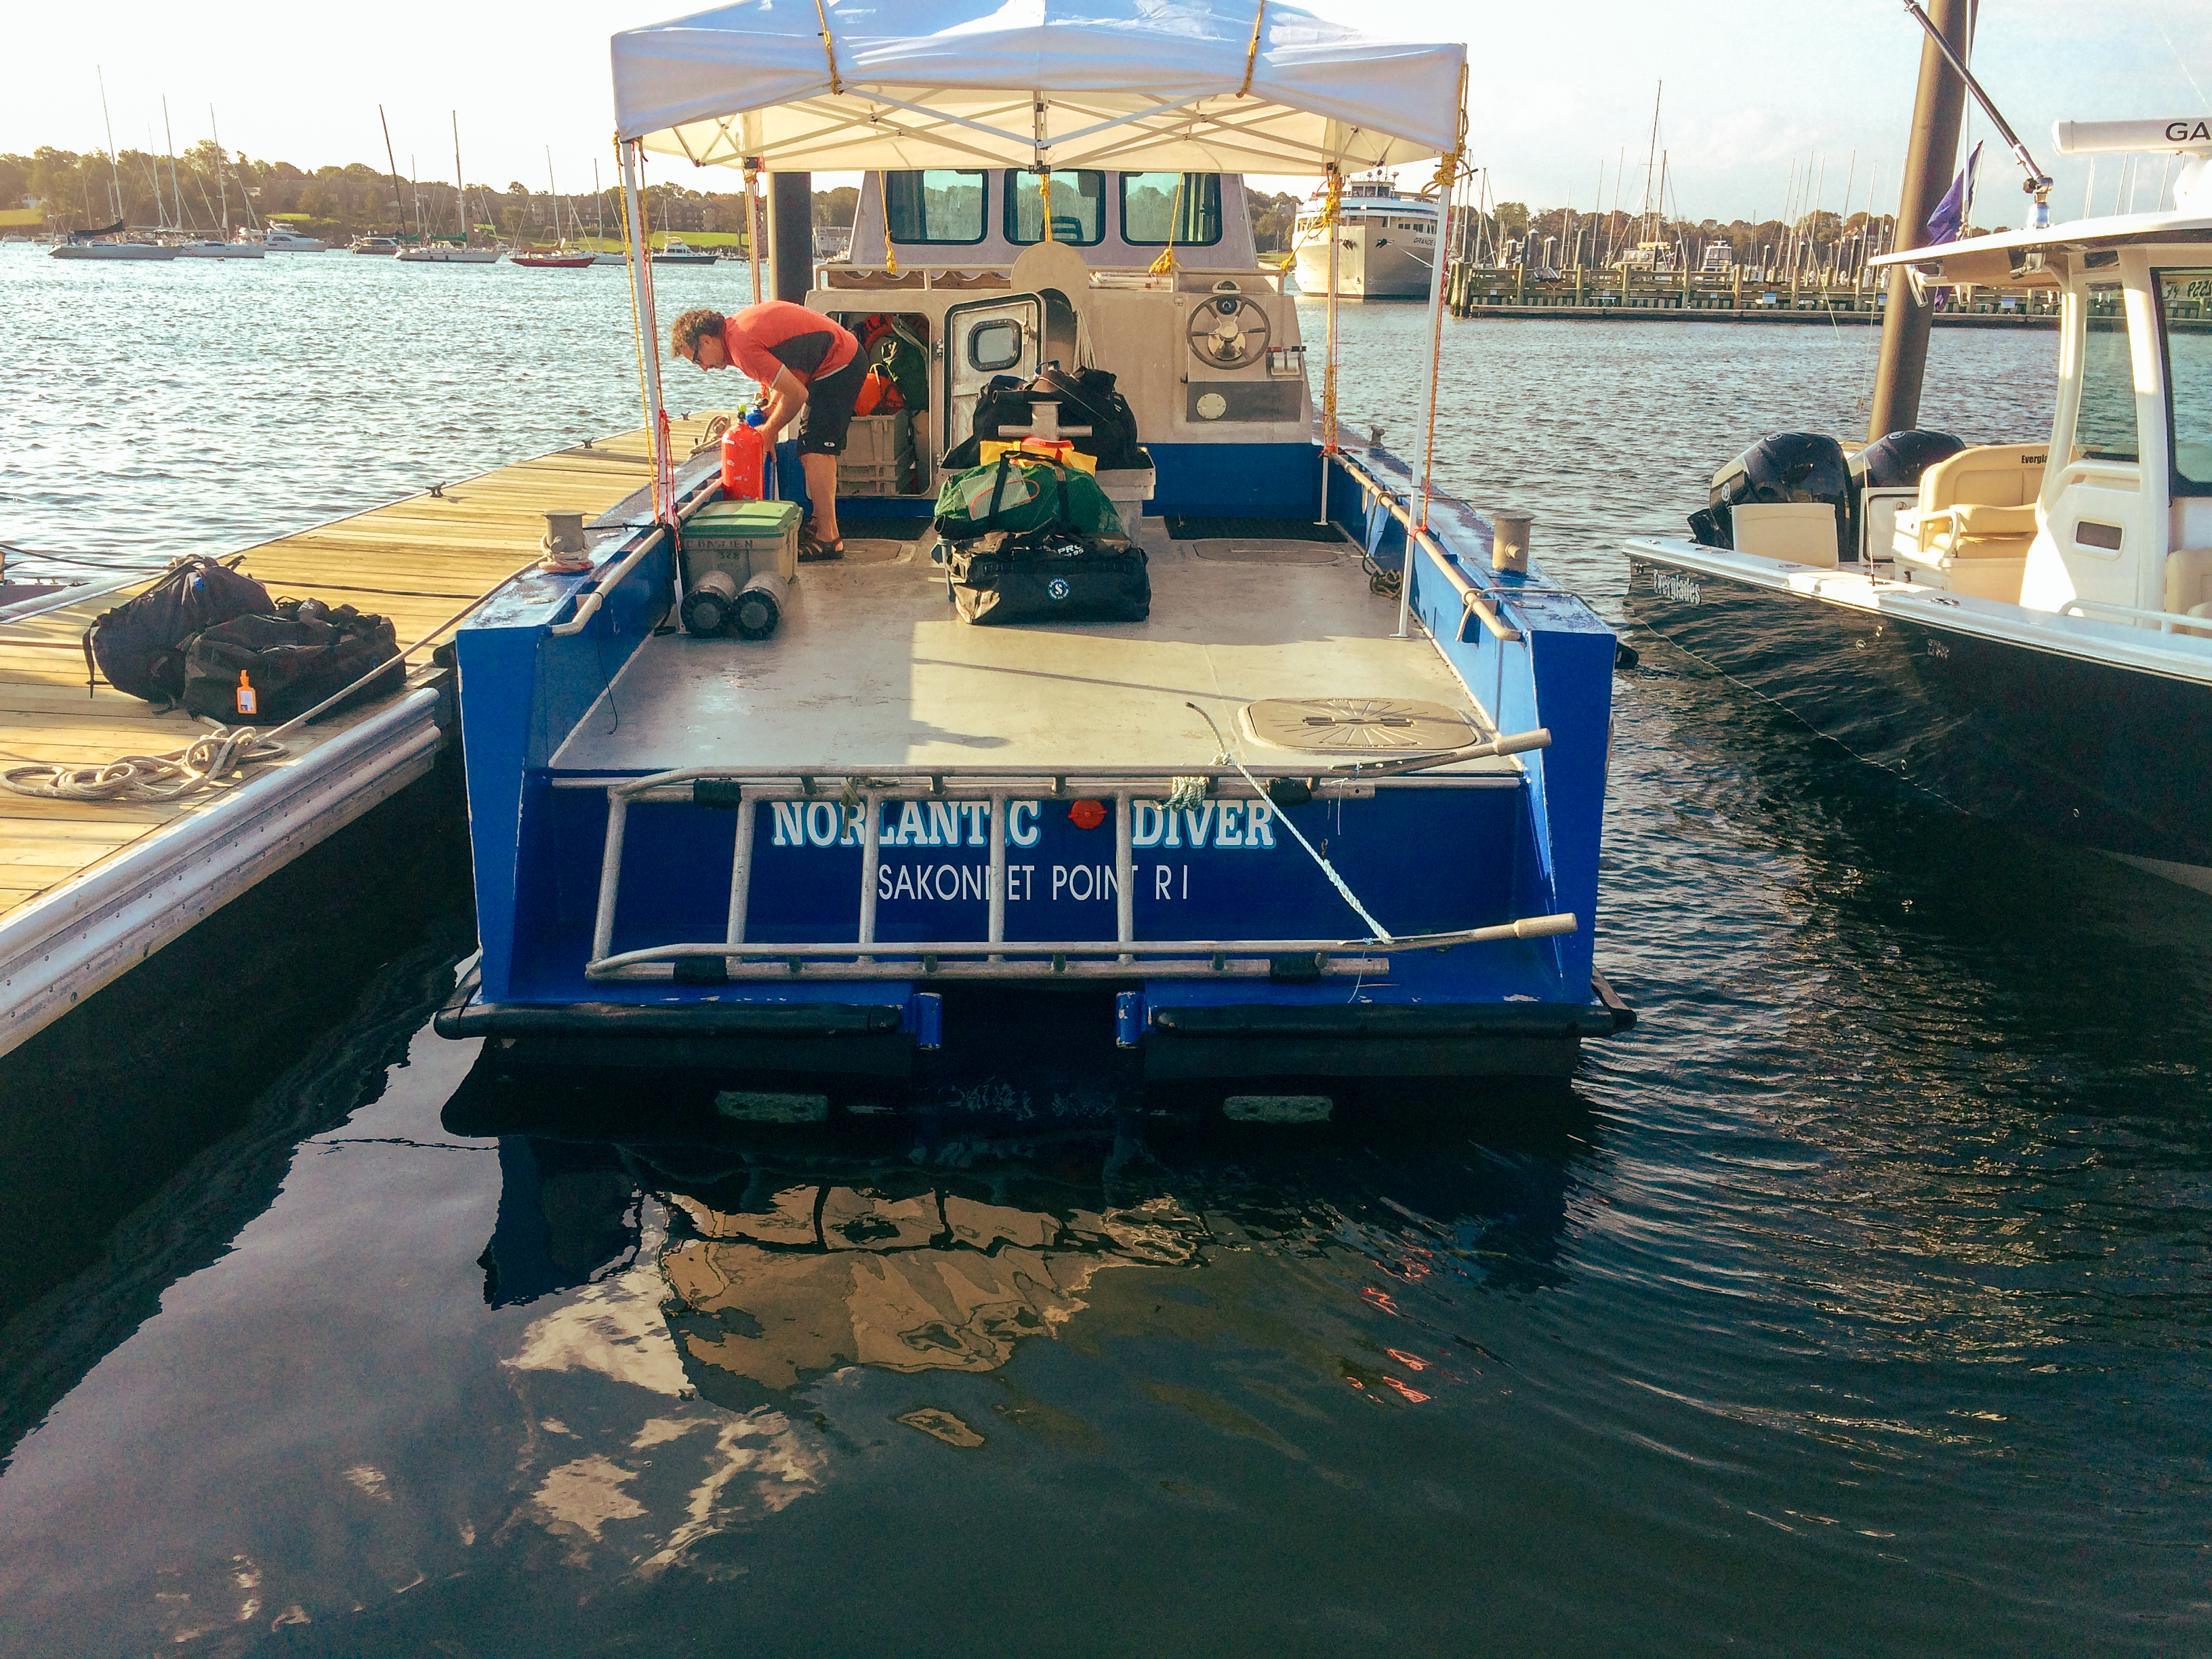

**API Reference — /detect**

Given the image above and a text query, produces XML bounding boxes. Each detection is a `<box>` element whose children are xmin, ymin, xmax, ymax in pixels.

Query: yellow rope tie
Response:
<box><xmin>812</xmin><ymin>0</ymin><xmax>844</xmax><ymax>94</ymax></box>
<box><xmin>1238</xmin><ymin>1</ymin><xmax>1265</xmax><ymax>97</ymax></box>
<box><xmin>880</xmin><ymin>170</ymin><xmax>897</xmax><ymax>274</ymax></box>
<box><xmin>1147</xmin><ymin>172</ymin><xmax>1186</xmax><ymax>276</ymax></box>
<box><xmin>1040</xmin><ymin>171</ymin><xmax>1054</xmax><ymax>243</ymax></box>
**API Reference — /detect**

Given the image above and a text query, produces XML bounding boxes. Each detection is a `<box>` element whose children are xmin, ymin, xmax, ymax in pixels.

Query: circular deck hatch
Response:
<box><xmin>1238</xmin><ymin>697</ymin><xmax>1477</xmax><ymax>754</ymax></box>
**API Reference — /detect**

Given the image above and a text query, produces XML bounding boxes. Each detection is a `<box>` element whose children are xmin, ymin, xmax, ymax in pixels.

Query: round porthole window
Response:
<box><xmin>1195</xmin><ymin>392</ymin><xmax>1227</xmax><ymax>420</ymax></box>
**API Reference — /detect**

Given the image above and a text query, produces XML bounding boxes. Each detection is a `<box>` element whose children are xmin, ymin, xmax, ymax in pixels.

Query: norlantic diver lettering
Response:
<box><xmin>768</xmin><ymin>798</ymin><xmax>1281</xmax><ymax>851</ymax></box>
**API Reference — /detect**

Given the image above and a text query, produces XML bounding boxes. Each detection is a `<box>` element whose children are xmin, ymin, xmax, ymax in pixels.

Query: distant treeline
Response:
<box><xmin>7</xmin><ymin>146</ymin><xmax>1311</xmax><ymax>251</ymax></box>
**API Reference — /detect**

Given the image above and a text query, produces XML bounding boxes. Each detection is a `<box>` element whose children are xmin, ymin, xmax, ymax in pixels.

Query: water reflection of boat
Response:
<box><xmin>477</xmin><ymin>1129</ymin><xmax>1204</xmax><ymax>1406</ymax></box>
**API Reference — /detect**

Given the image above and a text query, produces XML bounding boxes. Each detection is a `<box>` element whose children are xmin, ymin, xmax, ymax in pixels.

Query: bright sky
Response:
<box><xmin>5</xmin><ymin>0</ymin><xmax>2207</xmax><ymax>226</ymax></box>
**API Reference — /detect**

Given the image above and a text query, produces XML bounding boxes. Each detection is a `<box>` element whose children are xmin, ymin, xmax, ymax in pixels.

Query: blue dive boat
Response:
<box><xmin>436</xmin><ymin>0</ymin><xmax>1633</xmax><ymax>1094</ymax></box>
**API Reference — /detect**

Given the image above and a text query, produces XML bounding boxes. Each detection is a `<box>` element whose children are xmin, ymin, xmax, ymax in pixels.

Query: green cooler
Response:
<box><xmin>682</xmin><ymin>499</ymin><xmax>800</xmax><ymax>589</ymax></box>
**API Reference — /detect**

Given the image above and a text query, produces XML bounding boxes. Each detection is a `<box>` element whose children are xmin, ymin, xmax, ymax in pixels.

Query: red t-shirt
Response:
<box><xmin>722</xmin><ymin>302</ymin><xmax>859</xmax><ymax>388</ymax></box>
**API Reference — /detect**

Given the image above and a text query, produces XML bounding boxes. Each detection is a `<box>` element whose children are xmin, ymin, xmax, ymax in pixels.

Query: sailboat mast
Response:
<box><xmin>453</xmin><ymin>112</ymin><xmax>466</xmax><ymax>243</ymax></box>
<box><xmin>208</xmin><ymin>106</ymin><xmax>229</xmax><ymax>232</ymax></box>
<box><xmin>546</xmin><ymin>147</ymin><xmax>559</xmax><ymax>245</ymax></box>
<box><xmin>378</xmin><ymin>106</ymin><xmax>405</xmax><ymax>237</ymax></box>
<box><xmin>1640</xmin><ymin>83</ymin><xmax>1660</xmax><ymax>249</ymax></box>
<box><xmin>1867</xmin><ymin>0</ymin><xmax>1971</xmax><ymax>438</ymax></box>
<box><xmin>162</xmin><ymin>97</ymin><xmax>184</xmax><ymax>231</ymax></box>
<box><xmin>97</xmin><ymin>68</ymin><xmax>123</xmax><ymax>222</ymax></box>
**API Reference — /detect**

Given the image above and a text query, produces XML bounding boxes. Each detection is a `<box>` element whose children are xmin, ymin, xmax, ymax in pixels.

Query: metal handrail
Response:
<box><xmin>546</xmin><ymin>462</ymin><xmax>719</xmax><ymax>638</ymax></box>
<box><xmin>578</xmin><ymin>766</ymin><xmax>1572</xmax><ymax>983</ymax></box>
<box><xmin>1327</xmin><ymin>449</ymin><xmax>1522</xmax><ymax>642</ymax></box>
<box><xmin>2057</xmin><ymin>596</ymin><xmax>2212</xmax><ymax>636</ymax></box>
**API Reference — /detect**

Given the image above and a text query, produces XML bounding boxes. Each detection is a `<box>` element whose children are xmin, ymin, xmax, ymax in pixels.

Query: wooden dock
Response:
<box><xmin>0</xmin><ymin>417</ymin><xmax>710</xmax><ymax>1056</ymax></box>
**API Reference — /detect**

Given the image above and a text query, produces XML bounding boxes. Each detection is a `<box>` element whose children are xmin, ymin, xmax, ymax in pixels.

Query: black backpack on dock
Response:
<box><xmin>83</xmin><ymin>555</ymin><xmax>273</xmax><ymax>703</ymax></box>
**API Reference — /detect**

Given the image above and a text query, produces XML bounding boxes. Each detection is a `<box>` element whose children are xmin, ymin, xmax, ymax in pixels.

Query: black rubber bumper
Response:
<box><xmin>434</xmin><ymin>967</ymin><xmax>913</xmax><ymax>1075</ymax></box>
<box><xmin>1141</xmin><ymin>976</ymin><xmax>1636</xmax><ymax>1081</ymax></box>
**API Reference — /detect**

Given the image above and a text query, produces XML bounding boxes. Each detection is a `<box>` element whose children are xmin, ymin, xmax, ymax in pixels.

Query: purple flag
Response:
<box><xmin>1925</xmin><ymin>142</ymin><xmax>1982</xmax><ymax>245</ymax></box>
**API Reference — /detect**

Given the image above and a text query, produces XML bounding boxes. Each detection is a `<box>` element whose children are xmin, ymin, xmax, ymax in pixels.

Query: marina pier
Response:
<box><xmin>0</xmin><ymin>418</ymin><xmax>710</xmax><ymax>1061</ymax></box>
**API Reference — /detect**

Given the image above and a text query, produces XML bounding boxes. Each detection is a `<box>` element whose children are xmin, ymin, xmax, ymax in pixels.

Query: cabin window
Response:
<box><xmin>2158</xmin><ymin>267</ymin><xmax>2212</xmax><ymax>491</ymax></box>
<box><xmin>1004</xmin><ymin>171</ymin><xmax>1105</xmax><ymax>246</ymax></box>
<box><xmin>1119</xmin><ymin>173</ymin><xmax>1224</xmax><ymax>246</ymax></box>
<box><xmin>2073</xmin><ymin>287</ymin><xmax>2139</xmax><ymax>465</ymax></box>
<box><xmin>968</xmin><ymin>319</ymin><xmax>1026</xmax><ymax>373</ymax></box>
<box><xmin>884</xmin><ymin>170</ymin><xmax>987</xmax><ymax>245</ymax></box>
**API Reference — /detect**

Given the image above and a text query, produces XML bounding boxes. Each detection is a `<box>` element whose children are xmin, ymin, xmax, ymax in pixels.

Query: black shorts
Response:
<box><xmin>796</xmin><ymin>354</ymin><xmax>868</xmax><ymax>456</ymax></box>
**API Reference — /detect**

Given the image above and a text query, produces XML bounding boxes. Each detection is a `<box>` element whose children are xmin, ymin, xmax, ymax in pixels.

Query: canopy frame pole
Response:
<box><xmin>619</xmin><ymin>139</ymin><xmax>674</xmax><ymax>525</ymax></box>
<box><xmin>745</xmin><ymin>155</ymin><xmax>764</xmax><ymax>302</ymax></box>
<box><xmin>1317</xmin><ymin>165</ymin><xmax>1342</xmax><ymax>527</ymax></box>
<box><xmin>1397</xmin><ymin>65</ymin><xmax>1467</xmax><ymax>641</ymax></box>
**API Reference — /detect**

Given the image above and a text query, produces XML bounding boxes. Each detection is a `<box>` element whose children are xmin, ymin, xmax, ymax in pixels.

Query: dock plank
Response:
<box><xmin>0</xmin><ymin>417</ymin><xmax>710</xmax><ymax>939</ymax></box>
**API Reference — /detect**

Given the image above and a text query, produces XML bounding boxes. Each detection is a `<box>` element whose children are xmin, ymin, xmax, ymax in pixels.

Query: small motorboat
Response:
<box><xmin>511</xmin><ymin>248</ymin><xmax>595</xmax><ymax>268</ymax></box>
<box><xmin>650</xmin><ymin>237</ymin><xmax>718</xmax><ymax>265</ymax></box>
<box><xmin>260</xmin><ymin>226</ymin><xmax>329</xmax><ymax>252</ymax></box>
<box><xmin>350</xmin><ymin>236</ymin><xmax>400</xmax><ymax>255</ymax></box>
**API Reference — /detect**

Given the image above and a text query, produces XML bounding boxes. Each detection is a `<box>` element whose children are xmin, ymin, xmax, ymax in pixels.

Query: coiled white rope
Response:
<box><xmin>4</xmin><ymin>724</ymin><xmax>288</xmax><ymax>802</ymax></box>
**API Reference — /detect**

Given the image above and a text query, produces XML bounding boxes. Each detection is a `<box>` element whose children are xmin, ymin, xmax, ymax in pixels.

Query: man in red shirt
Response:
<box><xmin>672</xmin><ymin>302</ymin><xmax>863</xmax><ymax>559</ymax></box>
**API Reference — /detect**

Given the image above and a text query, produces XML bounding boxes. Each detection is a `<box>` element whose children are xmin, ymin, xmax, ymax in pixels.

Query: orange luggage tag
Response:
<box><xmin>234</xmin><ymin>671</ymin><xmax>258</xmax><ymax>718</ymax></box>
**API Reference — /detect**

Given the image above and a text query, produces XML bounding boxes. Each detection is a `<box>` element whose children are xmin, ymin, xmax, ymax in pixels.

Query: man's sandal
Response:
<box><xmin>798</xmin><ymin>529</ymin><xmax>845</xmax><ymax>562</ymax></box>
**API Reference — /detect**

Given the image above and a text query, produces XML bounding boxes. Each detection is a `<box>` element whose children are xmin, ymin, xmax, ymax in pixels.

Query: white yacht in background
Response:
<box><xmin>175</xmin><ymin>237</ymin><xmax>264</xmax><ymax>259</ymax></box>
<box><xmin>259</xmin><ymin>226</ymin><xmax>329</xmax><ymax>252</ymax></box>
<box><xmin>350</xmin><ymin>235</ymin><xmax>400</xmax><ymax>255</ymax></box>
<box><xmin>1291</xmin><ymin>174</ymin><xmax>1437</xmax><ymax>298</ymax></box>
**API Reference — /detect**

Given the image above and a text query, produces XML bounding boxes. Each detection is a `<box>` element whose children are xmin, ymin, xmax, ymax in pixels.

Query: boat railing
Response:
<box><xmin>2057</xmin><ymin>596</ymin><xmax>2212</xmax><ymax>637</ymax></box>
<box><xmin>1326</xmin><ymin>449</ymin><xmax>1521</xmax><ymax>642</ymax></box>
<box><xmin>558</xmin><ymin>759</ymin><xmax>1563</xmax><ymax>984</ymax></box>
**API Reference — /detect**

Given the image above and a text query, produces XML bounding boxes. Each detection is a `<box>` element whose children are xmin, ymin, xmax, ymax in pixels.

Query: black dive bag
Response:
<box><xmin>942</xmin><ymin>365</ymin><xmax>1145</xmax><ymax>473</ymax></box>
<box><xmin>182</xmin><ymin>601</ymin><xmax>403</xmax><ymax>725</ymax></box>
<box><xmin>945</xmin><ymin>529</ymin><xmax>1151</xmax><ymax>626</ymax></box>
<box><xmin>83</xmin><ymin>555</ymin><xmax>273</xmax><ymax>702</ymax></box>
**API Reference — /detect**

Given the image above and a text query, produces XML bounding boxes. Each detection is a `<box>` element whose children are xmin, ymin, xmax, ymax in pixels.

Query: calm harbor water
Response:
<box><xmin>3</xmin><ymin>247</ymin><xmax>2209</xmax><ymax>1657</ymax></box>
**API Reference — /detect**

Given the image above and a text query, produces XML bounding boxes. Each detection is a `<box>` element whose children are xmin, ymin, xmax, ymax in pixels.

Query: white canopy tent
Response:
<box><xmin>610</xmin><ymin>0</ymin><xmax>1465</xmax><ymax>176</ymax></box>
<box><xmin>598</xmin><ymin>0</ymin><xmax>1468</xmax><ymax>640</ymax></box>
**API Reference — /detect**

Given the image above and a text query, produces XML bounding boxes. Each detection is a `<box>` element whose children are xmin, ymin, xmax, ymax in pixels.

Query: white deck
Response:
<box><xmin>553</xmin><ymin>524</ymin><xmax>1500</xmax><ymax>775</ymax></box>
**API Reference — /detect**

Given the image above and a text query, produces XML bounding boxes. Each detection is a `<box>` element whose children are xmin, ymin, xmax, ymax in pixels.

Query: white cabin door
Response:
<box><xmin>942</xmin><ymin>295</ymin><xmax>1041</xmax><ymax>452</ymax></box>
<box><xmin>2027</xmin><ymin>280</ymin><xmax>2160</xmax><ymax>612</ymax></box>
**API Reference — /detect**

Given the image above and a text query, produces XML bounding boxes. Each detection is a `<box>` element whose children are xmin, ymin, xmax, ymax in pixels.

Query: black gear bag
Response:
<box><xmin>83</xmin><ymin>555</ymin><xmax>274</xmax><ymax>703</ymax></box>
<box><xmin>181</xmin><ymin>601</ymin><xmax>404</xmax><ymax>725</ymax></box>
<box><xmin>943</xmin><ymin>529</ymin><xmax>1150</xmax><ymax>626</ymax></box>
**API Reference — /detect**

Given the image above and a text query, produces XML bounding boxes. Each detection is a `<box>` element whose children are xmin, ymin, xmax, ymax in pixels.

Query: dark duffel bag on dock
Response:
<box><xmin>83</xmin><ymin>554</ymin><xmax>273</xmax><ymax>702</ymax></box>
<box><xmin>181</xmin><ymin>601</ymin><xmax>404</xmax><ymax>725</ymax></box>
<box><xmin>945</xmin><ymin>529</ymin><xmax>1150</xmax><ymax>626</ymax></box>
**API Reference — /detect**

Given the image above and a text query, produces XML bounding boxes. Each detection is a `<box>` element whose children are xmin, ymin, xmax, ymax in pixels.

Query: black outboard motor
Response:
<box><xmin>1846</xmin><ymin>429</ymin><xmax>1965</xmax><ymax>561</ymax></box>
<box><xmin>1688</xmin><ymin>432</ymin><xmax>1851</xmax><ymax>564</ymax></box>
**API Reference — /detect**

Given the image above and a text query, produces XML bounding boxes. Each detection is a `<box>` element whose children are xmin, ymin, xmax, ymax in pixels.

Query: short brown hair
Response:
<box><xmin>671</xmin><ymin>309</ymin><xmax>724</xmax><ymax>354</ymax></box>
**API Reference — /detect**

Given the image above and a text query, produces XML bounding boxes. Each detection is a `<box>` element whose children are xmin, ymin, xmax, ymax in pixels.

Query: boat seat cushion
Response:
<box><xmin>2163</xmin><ymin>547</ymin><xmax>2212</xmax><ymax>615</ymax></box>
<box><xmin>1916</xmin><ymin>443</ymin><xmax>2045</xmax><ymax>514</ymax></box>
<box><xmin>1944</xmin><ymin>503</ymin><xmax>2038</xmax><ymax>542</ymax></box>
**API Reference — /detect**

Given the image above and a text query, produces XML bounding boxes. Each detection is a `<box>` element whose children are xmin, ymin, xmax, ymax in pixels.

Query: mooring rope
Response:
<box><xmin>1185</xmin><ymin>702</ymin><xmax>1393</xmax><ymax>941</ymax></box>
